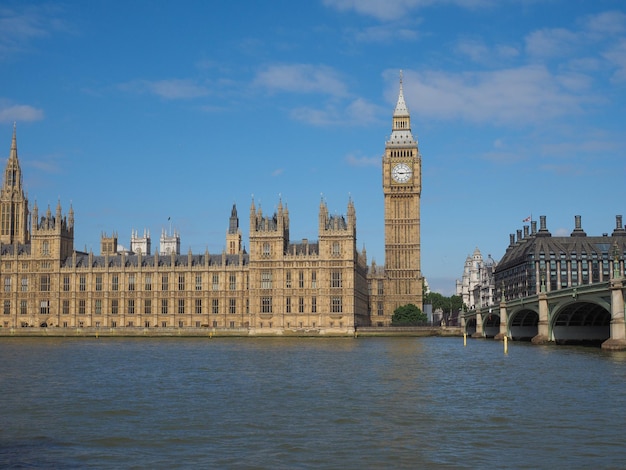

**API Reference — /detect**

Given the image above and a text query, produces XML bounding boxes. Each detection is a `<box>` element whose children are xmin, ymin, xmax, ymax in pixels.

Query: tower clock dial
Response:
<box><xmin>392</xmin><ymin>163</ymin><xmax>412</xmax><ymax>183</ymax></box>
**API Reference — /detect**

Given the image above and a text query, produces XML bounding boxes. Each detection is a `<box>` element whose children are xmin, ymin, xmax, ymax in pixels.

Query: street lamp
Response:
<box><xmin>613</xmin><ymin>242</ymin><xmax>621</xmax><ymax>279</ymax></box>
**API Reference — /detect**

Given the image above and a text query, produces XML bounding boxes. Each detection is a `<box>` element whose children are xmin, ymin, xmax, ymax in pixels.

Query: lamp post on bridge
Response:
<box><xmin>613</xmin><ymin>242</ymin><xmax>621</xmax><ymax>279</ymax></box>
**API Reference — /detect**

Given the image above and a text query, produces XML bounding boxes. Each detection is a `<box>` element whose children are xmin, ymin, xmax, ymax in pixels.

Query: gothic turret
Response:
<box><xmin>31</xmin><ymin>200</ymin><xmax>75</xmax><ymax>261</ymax></box>
<box><xmin>0</xmin><ymin>124</ymin><xmax>29</xmax><ymax>245</ymax></box>
<box><xmin>387</xmin><ymin>71</ymin><xmax>417</xmax><ymax>148</ymax></box>
<box><xmin>226</xmin><ymin>204</ymin><xmax>242</xmax><ymax>254</ymax></box>
<box><xmin>249</xmin><ymin>197</ymin><xmax>289</xmax><ymax>258</ymax></box>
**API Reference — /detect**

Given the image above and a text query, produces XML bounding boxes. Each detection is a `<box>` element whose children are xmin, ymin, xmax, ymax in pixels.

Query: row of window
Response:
<box><xmin>259</xmin><ymin>242</ymin><xmax>343</xmax><ymax>257</ymax></box>
<box><xmin>260</xmin><ymin>296</ymin><xmax>342</xmax><ymax>314</ymax></box>
<box><xmin>3</xmin><ymin>296</ymin><xmax>345</xmax><ymax>315</ymax></box>
<box><xmin>368</xmin><ymin>280</ymin><xmax>385</xmax><ymax>296</ymax></box>
<box><xmin>3</xmin><ymin>298</ymin><xmax>242</xmax><ymax>316</ymax></box>
<box><xmin>3</xmin><ymin>273</ymin><xmax>244</xmax><ymax>293</ymax></box>
<box><xmin>6</xmin><ymin>320</ymin><xmax>240</xmax><ymax>329</ymax></box>
<box><xmin>3</xmin><ymin>270</ymin><xmax>353</xmax><ymax>293</ymax></box>
<box><xmin>261</xmin><ymin>270</ymin><xmax>343</xmax><ymax>289</ymax></box>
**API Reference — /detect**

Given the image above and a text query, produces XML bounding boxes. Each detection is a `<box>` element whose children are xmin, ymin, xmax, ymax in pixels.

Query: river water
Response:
<box><xmin>1</xmin><ymin>337</ymin><xmax>625</xmax><ymax>469</ymax></box>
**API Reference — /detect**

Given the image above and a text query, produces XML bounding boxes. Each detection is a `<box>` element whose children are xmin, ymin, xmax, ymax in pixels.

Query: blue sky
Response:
<box><xmin>1</xmin><ymin>0</ymin><xmax>625</xmax><ymax>295</ymax></box>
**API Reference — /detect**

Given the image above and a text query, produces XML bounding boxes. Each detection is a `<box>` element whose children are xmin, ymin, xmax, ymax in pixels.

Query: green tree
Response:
<box><xmin>423</xmin><ymin>292</ymin><xmax>463</xmax><ymax>325</ymax></box>
<box><xmin>424</xmin><ymin>293</ymin><xmax>463</xmax><ymax>314</ymax></box>
<box><xmin>391</xmin><ymin>304</ymin><xmax>427</xmax><ymax>326</ymax></box>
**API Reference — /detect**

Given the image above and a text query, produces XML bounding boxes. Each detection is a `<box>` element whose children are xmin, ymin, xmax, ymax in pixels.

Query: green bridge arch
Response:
<box><xmin>462</xmin><ymin>280</ymin><xmax>624</xmax><ymax>349</ymax></box>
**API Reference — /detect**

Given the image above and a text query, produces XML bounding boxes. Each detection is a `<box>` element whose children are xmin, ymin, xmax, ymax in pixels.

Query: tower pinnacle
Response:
<box><xmin>1</xmin><ymin>124</ymin><xmax>29</xmax><ymax>244</ymax></box>
<box><xmin>393</xmin><ymin>70</ymin><xmax>410</xmax><ymax>118</ymax></box>
<box><xmin>388</xmin><ymin>71</ymin><xmax>416</xmax><ymax>146</ymax></box>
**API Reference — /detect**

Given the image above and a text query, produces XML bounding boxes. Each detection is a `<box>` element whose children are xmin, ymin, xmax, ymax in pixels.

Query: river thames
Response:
<box><xmin>1</xmin><ymin>336</ymin><xmax>625</xmax><ymax>469</ymax></box>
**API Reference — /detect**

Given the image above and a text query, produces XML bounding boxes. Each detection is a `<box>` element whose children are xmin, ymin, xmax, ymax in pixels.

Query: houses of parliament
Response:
<box><xmin>0</xmin><ymin>79</ymin><xmax>423</xmax><ymax>334</ymax></box>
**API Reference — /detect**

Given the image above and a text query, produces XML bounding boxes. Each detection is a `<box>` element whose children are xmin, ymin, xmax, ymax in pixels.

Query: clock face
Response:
<box><xmin>392</xmin><ymin>163</ymin><xmax>412</xmax><ymax>183</ymax></box>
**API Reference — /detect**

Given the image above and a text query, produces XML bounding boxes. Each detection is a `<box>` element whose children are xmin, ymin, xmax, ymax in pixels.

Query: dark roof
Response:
<box><xmin>0</xmin><ymin>243</ymin><xmax>30</xmax><ymax>256</ymax></box>
<box><xmin>497</xmin><ymin>234</ymin><xmax>624</xmax><ymax>272</ymax></box>
<box><xmin>286</xmin><ymin>241</ymin><xmax>319</xmax><ymax>256</ymax></box>
<box><xmin>62</xmin><ymin>252</ymin><xmax>249</xmax><ymax>269</ymax></box>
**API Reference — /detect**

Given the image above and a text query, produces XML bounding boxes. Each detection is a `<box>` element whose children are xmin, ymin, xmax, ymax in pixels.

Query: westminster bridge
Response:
<box><xmin>461</xmin><ymin>277</ymin><xmax>626</xmax><ymax>350</ymax></box>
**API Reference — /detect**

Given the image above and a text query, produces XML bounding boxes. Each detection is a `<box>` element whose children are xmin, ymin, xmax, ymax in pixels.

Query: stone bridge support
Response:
<box><xmin>532</xmin><ymin>292</ymin><xmax>550</xmax><ymax>344</ymax></box>
<box><xmin>494</xmin><ymin>301</ymin><xmax>507</xmax><ymax>340</ymax></box>
<box><xmin>471</xmin><ymin>310</ymin><xmax>484</xmax><ymax>338</ymax></box>
<box><xmin>602</xmin><ymin>279</ymin><xmax>626</xmax><ymax>350</ymax></box>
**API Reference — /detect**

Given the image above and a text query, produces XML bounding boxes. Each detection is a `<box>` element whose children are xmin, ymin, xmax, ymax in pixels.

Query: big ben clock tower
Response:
<box><xmin>382</xmin><ymin>72</ymin><xmax>423</xmax><ymax>317</ymax></box>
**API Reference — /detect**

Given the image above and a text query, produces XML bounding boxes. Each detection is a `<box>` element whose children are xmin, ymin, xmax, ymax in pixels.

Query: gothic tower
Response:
<box><xmin>0</xmin><ymin>124</ymin><xmax>29</xmax><ymax>245</ymax></box>
<box><xmin>131</xmin><ymin>228</ymin><xmax>151</xmax><ymax>255</ymax></box>
<box><xmin>249</xmin><ymin>198</ymin><xmax>289</xmax><ymax>259</ymax></box>
<box><xmin>31</xmin><ymin>199</ymin><xmax>75</xmax><ymax>261</ymax></box>
<box><xmin>382</xmin><ymin>72</ymin><xmax>423</xmax><ymax>314</ymax></box>
<box><xmin>226</xmin><ymin>203</ymin><xmax>242</xmax><ymax>254</ymax></box>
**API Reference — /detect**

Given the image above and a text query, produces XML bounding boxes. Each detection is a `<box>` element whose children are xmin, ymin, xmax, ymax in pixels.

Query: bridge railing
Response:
<box><xmin>462</xmin><ymin>280</ymin><xmax>612</xmax><ymax>319</ymax></box>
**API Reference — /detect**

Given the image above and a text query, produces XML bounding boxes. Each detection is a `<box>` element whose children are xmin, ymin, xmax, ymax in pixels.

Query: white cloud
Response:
<box><xmin>27</xmin><ymin>157</ymin><xmax>62</xmax><ymax>174</ymax></box>
<box><xmin>323</xmin><ymin>0</ymin><xmax>495</xmax><ymax>21</ymax></box>
<box><xmin>345</xmin><ymin>98</ymin><xmax>382</xmax><ymax>124</ymax></box>
<box><xmin>0</xmin><ymin>5</ymin><xmax>69</xmax><ymax>60</ymax></box>
<box><xmin>119</xmin><ymin>79</ymin><xmax>210</xmax><ymax>100</ymax></box>
<box><xmin>323</xmin><ymin>0</ymin><xmax>426</xmax><ymax>21</ymax></box>
<box><xmin>456</xmin><ymin>39</ymin><xmax>490</xmax><ymax>62</ymax></box>
<box><xmin>291</xmin><ymin>106</ymin><xmax>338</xmax><ymax>126</ymax></box>
<box><xmin>346</xmin><ymin>153</ymin><xmax>380</xmax><ymax>167</ymax></box>
<box><xmin>583</xmin><ymin>10</ymin><xmax>626</xmax><ymax>36</ymax></box>
<box><xmin>254</xmin><ymin>64</ymin><xmax>379</xmax><ymax>126</ymax></box>
<box><xmin>0</xmin><ymin>103</ymin><xmax>44</xmax><ymax>123</ymax></box>
<box><xmin>291</xmin><ymin>97</ymin><xmax>382</xmax><ymax>127</ymax></box>
<box><xmin>400</xmin><ymin>66</ymin><xmax>591</xmax><ymax>124</ymax></box>
<box><xmin>456</xmin><ymin>39</ymin><xmax>520</xmax><ymax>64</ymax></box>
<box><xmin>525</xmin><ymin>28</ymin><xmax>579</xmax><ymax>59</ymax></box>
<box><xmin>351</xmin><ymin>24</ymin><xmax>418</xmax><ymax>43</ymax></box>
<box><xmin>254</xmin><ymin>64</ymin><xmax>347</xmax><ymax>97</ymax></box>
<box><xmin>604</xmin><ymin>39</ymin><xmax>626</xmax><ymax>82</ymax></box>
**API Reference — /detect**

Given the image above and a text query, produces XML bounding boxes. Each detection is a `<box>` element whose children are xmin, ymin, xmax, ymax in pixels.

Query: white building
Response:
<box><xmin>456</xmin><ymin>247</ymin><xmax>497</xmax><ymax>310</ymax></box>
<box><xmin>159</xmin><ymin>227</ymin><xmax>180</xmax><ymax>255</ymax></box>
<box><xmin>131</xmin><ymin>228</ymin><xmax>151</xmax><ymax>255</ymax></box>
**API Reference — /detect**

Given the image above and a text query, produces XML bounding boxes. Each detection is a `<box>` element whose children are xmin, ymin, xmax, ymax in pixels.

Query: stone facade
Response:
<box><xmin>495</xmin><ymin>215</ymin><xmax>626</xmax><ymax>300</ymax></box>
<box><xmin>455</xmin><ymin>247</ymin><xmax>497</xmax><ymax>310</ymax></box>
<box><xmin>378</xmin><ymin>72</ymin><xmax>424</xmax><ymax>325</ymax></box>
<box><xmin>0</xmin><ymin>128</ymin><xmax>369</xmax><ymax>334</ymax></box>
<box><xmin>0</xmin><ymin>79</ymin><xmax>423</xmax><ymax>333</ymax></box>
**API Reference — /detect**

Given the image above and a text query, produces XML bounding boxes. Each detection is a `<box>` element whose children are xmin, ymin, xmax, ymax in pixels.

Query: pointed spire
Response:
<box><xmin>4</xmin><ymin>122</ymin><xmax>23</xmax><ymax>189</ymax></box>
<box><xmin>229</xmin><ymin>203</ymin><xmax>239</xmax><ymax>234</ymax></box>
<box><xmin>393</xmin><ymin>70</ymin><xmax>410</xmax><ymax>117</ymax></box>
<box><xmin>68</xmin><ymin>203</ymin><xmax>74</xmax><ymax>229</ymax></box>
<box><xmin>11</xmin><ymin>122</ymin><xmax>17</xmax><ymax>157</ymax></box>
<box><xmin>249</xmin><ymin>196</ymin><xmax>257</xmax><ymax>231</ymax></box>
<box><xmin>387</xmin><ymin>70</ymin><xmax>417</xmax><ymax>146</ymax></box>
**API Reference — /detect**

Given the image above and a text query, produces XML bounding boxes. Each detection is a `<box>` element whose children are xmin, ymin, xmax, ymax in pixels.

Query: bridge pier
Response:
<box><xmin>532</xmin><ymin>292</ymin><xmax>550</xmax><ymax>344</ymax></box>
<box><xmin>471</xmin><ymin>310</ymin><xmax>484</xmax><ymax>338</ymax></box>
<box><xmin>602</xmin><ymin>279</ymin><xmax>626</xmax><ymax>350</ymax></box>
<box><xmin>494</xmin><ymin>301</ymin><xmax>508</xmax><ymax>340</ymax></box>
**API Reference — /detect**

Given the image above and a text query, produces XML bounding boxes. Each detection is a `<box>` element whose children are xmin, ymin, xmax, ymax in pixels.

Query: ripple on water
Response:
<box><xmin>1</xmin><ymin>337</ymin><xmax>626</xmax><ymax>468</ymax></box>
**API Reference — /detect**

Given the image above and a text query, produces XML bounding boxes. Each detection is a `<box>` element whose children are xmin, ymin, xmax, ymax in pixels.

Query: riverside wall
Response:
<box><xmin>0</xmin><ymin>326</ymin><xmax>463</xmax><ymax>338</ymax></box>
